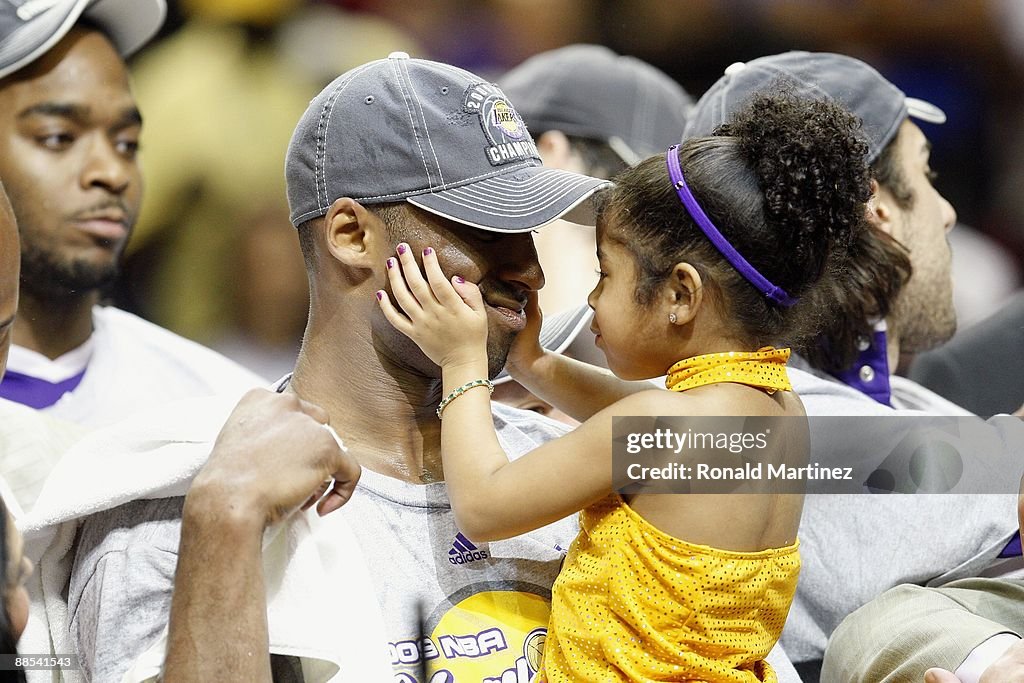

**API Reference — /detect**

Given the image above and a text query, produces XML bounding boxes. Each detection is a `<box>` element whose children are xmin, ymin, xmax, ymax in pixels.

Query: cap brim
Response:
<box><xmin>495</xmin><ymin>304</ymin><xmax>593</xmax><ymax>384</ymax></box>
<box><xmin>906</xmin><ymin>97</ymin><xmax>946</xmax><ymax>125</ymax></box>
<box><xmin>407</xmin><ymin>167</ymin><xmax>611</xmax><ymax>233</ymax></box>
<box><xmin>0</xmin><ymin>0</ymin><xmax>88</xmax><ymax>81</ymax></box>
<box><xmin>0</xmin><ymin>0</ymin><xmax>163</xmax><ymax>82</ymax></box>
<box><xmin>84</xmin><ymin>0</ymin><xmax>165</xmax><ymax>58</ymax></box>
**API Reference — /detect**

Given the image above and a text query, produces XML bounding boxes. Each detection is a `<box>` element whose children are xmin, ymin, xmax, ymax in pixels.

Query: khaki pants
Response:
<box><xmin>821</xmin><ymin>578</ymin><xmax>1024</xmax><ymax>682</ymax></box>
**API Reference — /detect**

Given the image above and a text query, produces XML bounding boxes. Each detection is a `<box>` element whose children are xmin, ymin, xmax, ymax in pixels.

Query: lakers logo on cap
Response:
<box><xmin>463</xmin><ymin>83</ymin><xmax>539</xmax><ymax>167</ymax></box>
<box><xmin>491</xmin><ymin>101</ymin><xmax>524</xmax><ymax>139</ymax></box>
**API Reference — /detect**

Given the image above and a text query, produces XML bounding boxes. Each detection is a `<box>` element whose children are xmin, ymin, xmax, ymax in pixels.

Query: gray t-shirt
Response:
<box><xmin>782</xmin><ymin>361</ymin><xmax>1024</xmax><ymax>665</ymax></box>
<box><xmin>68</xmin><ymin>403</ymin><xmax>576</xmax><ymax>682</ymax></box>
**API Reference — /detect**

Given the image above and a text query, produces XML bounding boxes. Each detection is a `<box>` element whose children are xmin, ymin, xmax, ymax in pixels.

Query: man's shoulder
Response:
<box><xmin>888</xmin><ymin>375</ymin><xmax>974</xmax><ymax>415</ymax></box>
<box><xmin>790</xmin><ymin>356</ymin><xmax>974</xmax><ymax>417</ymax></box>
<box><xmin>0</xmin><ymin>396</ymin><xmax>46</xmax><ymax>421</ymax></box>
<box><xmin>92</xmin><ymin>306</ymin><xmax>262</xmax><ymax>386</ymax></box>
<box><xmin>71</xmin><ymin>498</ymin><xmax>186</xmax><ymax>603</ymax></box>
<box><xmin>788</xmin><ymin>363</ymin><xmax>895</xmax><ymax>416</ymax></box>
<box><xmin>92</xmin><ymin>306</ymin><xmax>229</xmax><ymax>359</ymax></box>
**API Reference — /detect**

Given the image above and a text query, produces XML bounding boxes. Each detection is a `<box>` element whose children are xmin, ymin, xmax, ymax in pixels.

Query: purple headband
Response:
<box><xmin>665</xmin><ymin>144</ymin><xmax>798</xmax><ymax>307</ymax></box>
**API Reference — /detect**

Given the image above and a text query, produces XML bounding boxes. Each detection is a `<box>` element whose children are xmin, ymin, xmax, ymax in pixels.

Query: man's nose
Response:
<box><xmin>80</xmin><ymin>135</ymin><xmax>133</xmax><ymax>194</ymax></box>
<box><xmin>492</xmin><ymin>232</ymin><xmax>544</xmax><ymax>292</ymax></box>
<box><xmin>941</xmin><ymin>194</ymin><xmax>957</xmax><ymax>234</ymax></box>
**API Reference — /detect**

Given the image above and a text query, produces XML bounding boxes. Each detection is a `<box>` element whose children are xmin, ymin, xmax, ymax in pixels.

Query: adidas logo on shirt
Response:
<box><xmin>448</xmin><ymin>532</ymin><xmax>489</xmax><ymax>565</ymax></box>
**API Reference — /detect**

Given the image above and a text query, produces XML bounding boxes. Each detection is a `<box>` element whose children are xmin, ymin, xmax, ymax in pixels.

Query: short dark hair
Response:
<box><xmin>872</xmin><ymin>133</ymin><xmax>914</xmax><ymax>210</ymax></box>
<box><xmin>565</xmin><ymin>135</ymin><xmax>630</xmax><ymax>180</ymax></box>
<box><xmin>295</xmin><ymin>202</ymin><xmax>405</xmax><ymax>268</ymax></box>
<box><xmin>600</xmin><ymin>90</ymin><xmax>874</xmax><ymax>352</ymax></box>
<box><xmin>75</xmin><ymin>16</ymin><xmax>107</xmax><ymax>38</ymax></box>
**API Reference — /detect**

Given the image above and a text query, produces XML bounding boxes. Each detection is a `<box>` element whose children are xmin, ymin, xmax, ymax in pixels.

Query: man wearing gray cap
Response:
<box><xmin>685</xmin><ymin>52</ymin><xmax>1024</xmax><ymax>682</ymax></box>
<box><xmin>0</xmin><ymin>0</ymin><xmax>260</xmax><ymax>436</ymax></box>
<box><xmin>65</xmin><ymin>52</ymin><xmax>612</xmax><ymax>681</ymax></box>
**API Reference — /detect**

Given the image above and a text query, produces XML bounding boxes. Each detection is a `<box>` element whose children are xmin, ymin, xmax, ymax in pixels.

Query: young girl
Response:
<box><xmin>376</xmin><ymin>91</ymin><xmax>871</xmax><ymax>682</ymax></box>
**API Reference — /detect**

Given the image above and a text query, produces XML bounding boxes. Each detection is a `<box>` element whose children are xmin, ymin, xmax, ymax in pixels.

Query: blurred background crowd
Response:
<box><xmin>111</xmin><ymin>0</ymin><xmax>1024</xmax><ymax>381</ymax></box>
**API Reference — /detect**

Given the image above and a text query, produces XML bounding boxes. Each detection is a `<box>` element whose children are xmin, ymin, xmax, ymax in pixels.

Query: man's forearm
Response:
<box><xmin>163</xmin><ymin>491</ymin><xmax>272</xmax><ymax>683</ymax></box>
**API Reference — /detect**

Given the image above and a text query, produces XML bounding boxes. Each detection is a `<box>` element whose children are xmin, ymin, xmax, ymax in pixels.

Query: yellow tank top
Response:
<box><xmin>538</xmin><ymin>348</ymin><xmax>801</xmax><ymax>682</ymax></box>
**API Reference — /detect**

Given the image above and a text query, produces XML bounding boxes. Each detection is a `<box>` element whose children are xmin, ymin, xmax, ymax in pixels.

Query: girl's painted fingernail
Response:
<box><xmin>423</xmin><ymin>247</ymin><xmax>433</xmax><ymax>256</ymax></box>
<box><xmin>397</xmin><ymin>243</ymin><xmax>408</xmax><ymax>255</ymax></box>
<box><xmin>454</xmin><ymin>276</ymin><xmax>465</xmax><ymax>284</ymax></box>
<box><xmin>375</xmin><ymin>291</ymin><xmax>383</xmax><ymax>301</ymax></box>
<box><xmin>386</xmin><ymin>258</ymin><xmax>395</xmax><ymax>269</ymax></box>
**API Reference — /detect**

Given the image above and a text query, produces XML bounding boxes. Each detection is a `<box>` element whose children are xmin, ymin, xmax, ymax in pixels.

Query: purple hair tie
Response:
<box><xmin>665</xmin><ymin>145</ymin><xmax>798</xmax><ymax>308</ymax></box>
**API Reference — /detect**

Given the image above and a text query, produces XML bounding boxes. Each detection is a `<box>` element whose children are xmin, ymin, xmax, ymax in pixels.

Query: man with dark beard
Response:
<box><xmin>0</xmin><ymin>0</ymin><xmax>259</xmax><ymax>431</ymax></box>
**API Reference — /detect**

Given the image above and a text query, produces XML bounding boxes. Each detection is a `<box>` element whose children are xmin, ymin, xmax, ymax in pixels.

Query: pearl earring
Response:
<box><xmin>668</xmin><ymin>313</ymin><xmax>678</xmax><ymax>324</ymax></box>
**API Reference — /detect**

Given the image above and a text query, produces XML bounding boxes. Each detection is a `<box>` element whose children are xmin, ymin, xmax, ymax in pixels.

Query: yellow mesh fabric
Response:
<box><xmin>538</xmin><ymin>348</ymin><xmax>800</xmax><ymax>682</ymax></box>
<box><xmin>539</xmin><ymin>497</ymin><xmax>800</xmax><ymax>682</ymax></box>
<box><xmin>665</xmin><ymin>347</ymin><xmax>792</xmax><ymax>395</ymax></box>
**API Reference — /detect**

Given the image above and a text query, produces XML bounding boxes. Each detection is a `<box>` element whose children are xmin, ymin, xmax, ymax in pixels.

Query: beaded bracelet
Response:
<box><xmin>436</xmin><ymin>378</ymin><xmax>494</xmax><ymax>419</ymax></box>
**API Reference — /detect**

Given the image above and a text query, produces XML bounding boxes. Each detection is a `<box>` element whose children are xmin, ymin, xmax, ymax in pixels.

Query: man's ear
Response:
<box><xmin>867</xmin><ymin>178</ymin><xmax>897</xmax><ymax>237</ymax></box>
<box><xmin>665</xmin><ymin>262</ymin><xmax>703</xmax><ymax>326</ymax></box>
<box><xmin>536</xmin><ymin>130</ymin><xmax>576</xmax><ymax>171</ymax></box>
<box><xmin>322</xmin><ymin>197</ymin><xmax>383</xmax><ymax>266</ymax></box>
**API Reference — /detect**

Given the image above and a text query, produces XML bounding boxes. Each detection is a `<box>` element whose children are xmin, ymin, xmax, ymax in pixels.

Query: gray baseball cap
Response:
<box><xmin>684</xmin><ymin>51</ymin><xmax>946</xmax><ymax>163</ymax></box>
<box><xmin>0</xmin><ymin>0</ymin><xmax>165</xmax><ymax>81</ymax></box>
<box><xmin>286</xmin><ymin>51</ymin><xmax>611</xmax><ymax>232</ymax></box>
<box><xmin>501</xmin><ymin>44</ymin><xmax>693</xmax><ymax>165</ymax></box>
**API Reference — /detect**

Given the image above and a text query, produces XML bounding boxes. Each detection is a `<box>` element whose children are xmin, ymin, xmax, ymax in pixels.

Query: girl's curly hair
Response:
<box><xmin>597</xmin><ymin>86</ymin><xmax>900</xmax><ymax>358</ymax></box>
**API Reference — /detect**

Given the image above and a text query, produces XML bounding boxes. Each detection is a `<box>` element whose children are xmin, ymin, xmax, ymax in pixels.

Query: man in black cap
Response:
<box><xmin>0</xmin><ymin>5</ymin><xmax>361</xmax><ymax>678</ymax></box>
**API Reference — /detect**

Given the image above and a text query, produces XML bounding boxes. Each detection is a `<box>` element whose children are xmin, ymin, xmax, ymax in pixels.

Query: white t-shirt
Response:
<box><xmin>1</xmin><ymin>306</ymin><xmax>261</xmax><ymax>428</ymax></box>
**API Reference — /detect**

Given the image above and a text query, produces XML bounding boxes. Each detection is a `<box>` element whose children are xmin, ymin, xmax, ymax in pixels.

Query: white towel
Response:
<box><xmin>19</xmin><ymin>393</ymin><xmax>392</xmax><ymax>682</ymax></box>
